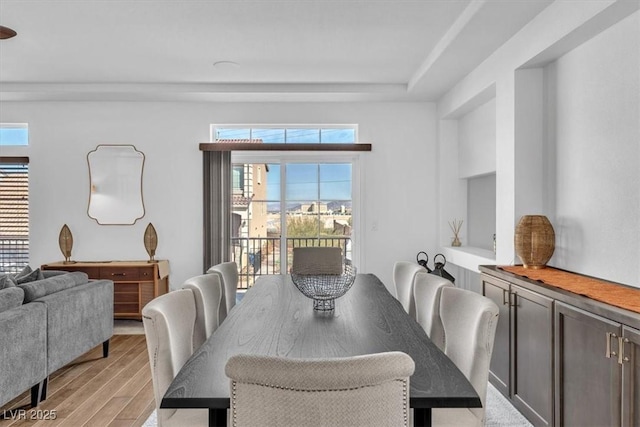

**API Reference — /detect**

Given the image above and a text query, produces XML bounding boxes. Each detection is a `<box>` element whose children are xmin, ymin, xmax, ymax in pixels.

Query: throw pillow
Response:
<box><xmin>0</xmin><ymin>274</ymin><xmax>16</xmax><ymax>290</ymax></box>
<box><xmin>0</xmin><ymin>287</ymin><xmax>25</xmax><ymax>313</ymax></box>
<box><xmin>15</xmin><ymin>267</ymin><xmax>44</xmax><ymax>284</ymax></box>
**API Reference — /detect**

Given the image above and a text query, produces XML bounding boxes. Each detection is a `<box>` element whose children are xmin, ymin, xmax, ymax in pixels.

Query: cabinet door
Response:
<box><xmin>512</xmin><ymin>285</ymin><xmax>553</xmax><ymax>427</ymax></box>
<box><xmin>622</xmin><ymin>325</ymin><xmax>640</xmax><ymax>427</ymax></box>
<box><xmin>482</xmin><ymin>275</ymin><xmax>511</xmax><ymax>397</ymax></box>
<box><xmin>555</xmin><ymin>301</ymin><xmax>622</xmax><ymax>427</ymax></box>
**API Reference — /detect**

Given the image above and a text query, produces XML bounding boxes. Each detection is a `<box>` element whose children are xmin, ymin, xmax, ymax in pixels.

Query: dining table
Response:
<box><xmin>161</xmin><ymin>273</ymin><xmax>480</xmax><ymax>427</ymax></box>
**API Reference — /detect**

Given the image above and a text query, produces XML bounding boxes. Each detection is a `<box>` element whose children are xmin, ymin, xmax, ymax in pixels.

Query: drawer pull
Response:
<box><xmin>606</xmin><ymin>332</ymin><xmax>618</xmax><ymax>358</ymax></box>
<box><xmin>111</xmin><ymin>273</ymin><xmax>127</xmax><ymax>277</ymax></box>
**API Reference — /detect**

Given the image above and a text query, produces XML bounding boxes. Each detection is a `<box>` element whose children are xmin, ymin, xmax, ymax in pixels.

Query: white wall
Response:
<box><xmin>0</xmin><ymin>101</ymin><xmax>436</xmax><ymax>291</ymax></box>
<box><xmin>458</xmin><ymin>98</ymin><xmax>496</xmax><ymax>179</ymax></box>
<box><xmin>549</xmin><ymin>11</ymin><xmax>640</xmax><ymax>286</ymax></box>
<box><xmin>467</xmin><ymin>173</ymin><xmax>496</xmax><ymax>250</ymax></box>
<box><xmin>437</xmin><ymin>1</ymin><xmax>640</xmax><ymax>288</ymax></box>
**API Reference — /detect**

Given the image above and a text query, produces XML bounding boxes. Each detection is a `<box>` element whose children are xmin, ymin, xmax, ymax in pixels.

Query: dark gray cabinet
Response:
<box><xmin>621</xmin><ymin>325</ymin><xmax>640</xmax><ymax>427</ymax></box>
<box><xmin>555</xmin><ymin>301</ymin><xmax>622</xmax><ymax>426</ymax></box>
<box><xmin>482</xmin><ymin>266</ymin><xmax>640</xmax><ymax>427</ymax></box>
<box><xmin>555</xmin><ymin>302</ymin><xmax>640</xmax><ymax>426</ymax></box>
<box><xmin>482</xmin><ymin>274</ymin><xmax>553</xmax><ymax>427</ymax></box>
<box><xmin>483</xmin><ymin>275</ymin><xmax>511</xmax><ymax>396</ymax></box>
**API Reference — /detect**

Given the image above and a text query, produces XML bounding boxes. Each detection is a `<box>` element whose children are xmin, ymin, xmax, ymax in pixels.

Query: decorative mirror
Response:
<box><xmin>87</xmin><ymin>144</ymin><xmax>145</xmax><ymax>225</ymax></box>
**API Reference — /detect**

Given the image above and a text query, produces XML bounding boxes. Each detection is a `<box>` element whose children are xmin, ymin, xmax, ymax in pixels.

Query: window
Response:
<box><xmin>0</xmin><ymin>123</ymin><xmax>29</xmax><ymax>273</ymax></box>
<box><xmin>0</xmin><ymin>160</ymin><xmax>29</xmax><ymax>273</ymax></box>
<box><xmin>212</xmin><ymin>125</ymin><xmax>359</xmax><ymax>288</ymax></box>
<box><xmin>213</xmin><ymin>125</ymin><xmax>356</xmax><ymax>144</ymax></box>
<box><xmin>0</xmin><ymin>123</ymin><xmax>29</xmax><ymax>146</ymax></box>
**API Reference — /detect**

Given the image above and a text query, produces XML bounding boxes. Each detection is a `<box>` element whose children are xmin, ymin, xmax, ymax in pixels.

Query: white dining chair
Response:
<box><xmin>182</xmin><ymin>273</ymin><xmax>226</xmax><ymax>351</ymax></box>
<box><xmin>291</xmin><ymin>246</ymin><xmax>343</xmax><ymax>275</ymax></box>
<box><xmin>392</xmin><ymin>261</ymin><xmax>425</xmax><ymax>318</ymax></box>
<box><xmin>413</xmin><ymin>271</ymin><xmax>454</xmax><ymax>351</ymax></box>
<box><xmin>225</xmin><ymin>351</ymin><xmax>415</xmax><ymax>427</ymax></box>
<box><xmin>207</xmin><ymin>261</ymin><xmax>239</xmax><ymax>316</ymax></box>
<box><xmin>433</xmin><ymin>287</ymin><xmax>499</xmax><ymax>427</ymax></box>
<box><xmin>142</xmin><ymin>289</ymin><xmax>208</xmax><ymax>427</ymax></box>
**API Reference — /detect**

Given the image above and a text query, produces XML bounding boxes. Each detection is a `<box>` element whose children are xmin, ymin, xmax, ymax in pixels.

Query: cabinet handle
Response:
<box><xmin>502</xmin><ymin>289</ymin><xmax>509</xmax><ymax>305</ymax></box>
<box><xmin>606</xmin><ymin>332</ymin><xmax>618</xmax><ymax>358</ymax></box>
<box><xmin>618</xmin><ymin>337</ymin><xmax>630</xmax><ymax>365</ymax></box>
<box><xmin>111</xmin><ymin>273</ymin><xmax>126</xmax><ymax>277</ymax></box>
<box><xmin>509</xmin><ymin>292</ymin><xmax>518</xmax><ymax>308</ymax></box>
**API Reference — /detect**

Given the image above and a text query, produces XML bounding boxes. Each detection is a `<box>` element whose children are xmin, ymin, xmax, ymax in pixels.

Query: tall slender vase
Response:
<box><xmin>514</xmin><ymin>215</ymin><xmax>555</xmax><ymax>269</ymax></box>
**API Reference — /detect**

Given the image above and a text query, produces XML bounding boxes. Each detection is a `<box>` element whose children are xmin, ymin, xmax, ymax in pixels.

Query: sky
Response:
<box><xmin>219</xmin><ymin>127</ymin><xmax>354</xmax><ymax>204</ymax></box>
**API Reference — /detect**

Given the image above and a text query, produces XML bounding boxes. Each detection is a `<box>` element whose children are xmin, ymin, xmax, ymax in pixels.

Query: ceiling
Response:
<box><xmin>0</xmin><ymin>0</ymin><xmax>553</xmax><ymax>102</ymax></box>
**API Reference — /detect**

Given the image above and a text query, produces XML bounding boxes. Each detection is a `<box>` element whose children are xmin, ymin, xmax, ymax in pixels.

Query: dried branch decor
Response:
<box><xmin>449</xmin><ymin>219</ymin><xmax>463</xmax><ymax>247</ymax></box>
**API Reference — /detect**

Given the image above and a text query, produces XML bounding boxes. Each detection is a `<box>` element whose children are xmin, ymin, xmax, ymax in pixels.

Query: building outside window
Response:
<box><xmin>0</xmin><ymin>123</ymin><xmax>29</xmax><ymax>273</ymax></box>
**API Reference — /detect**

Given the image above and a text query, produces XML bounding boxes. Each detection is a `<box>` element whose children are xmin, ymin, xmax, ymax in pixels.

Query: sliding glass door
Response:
<box><xmin>231</xmin><ymin>159</ymin><xmax>355</xmax><ymax>288</ymax></box>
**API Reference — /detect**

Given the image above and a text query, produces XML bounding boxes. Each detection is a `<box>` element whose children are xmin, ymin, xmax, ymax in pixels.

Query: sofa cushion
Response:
<box><xmin>19</xmin><ymin>272</ymin><xmax>89</xmax><ymax>303</ymax></box>
<box><xmin>0</xmin><ymin>274</ymin><xmax>16</xmax><ymax>290</ymax></box>
<box><xmin>15</xmin><ymin>267</ymin><xmax>45</xmax><ymax>284</ymax></box>
<box><xmin>0</xmin><ymin>287</ymin><xmax>25</xmax><ymax>313</ymax></box>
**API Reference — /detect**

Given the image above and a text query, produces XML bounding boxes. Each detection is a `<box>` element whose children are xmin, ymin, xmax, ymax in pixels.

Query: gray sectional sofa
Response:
<box><xmin>0</xmin><ymin>269</ymin><xmax>114</xmax><ymax>409</ymax></box>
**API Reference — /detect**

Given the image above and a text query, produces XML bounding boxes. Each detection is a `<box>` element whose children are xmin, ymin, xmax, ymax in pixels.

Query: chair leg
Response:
<box><xmin>103</xmin><ymin>339</ymin><xmax>110</xmax><ymax>358</ymax></box>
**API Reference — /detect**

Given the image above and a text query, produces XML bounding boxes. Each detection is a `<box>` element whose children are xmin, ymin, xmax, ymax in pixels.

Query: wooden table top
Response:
<box><xmin>162</xmin><ymin>273</ymin><xmax>480</xmax><ymax>410</ymax></box>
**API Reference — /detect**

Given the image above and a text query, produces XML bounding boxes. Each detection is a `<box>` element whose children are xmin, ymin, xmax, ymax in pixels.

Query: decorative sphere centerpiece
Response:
<box><xmin>291</xmin><ymin>259</ymin><xmax>357</xmax><ymax>311</ymax></box>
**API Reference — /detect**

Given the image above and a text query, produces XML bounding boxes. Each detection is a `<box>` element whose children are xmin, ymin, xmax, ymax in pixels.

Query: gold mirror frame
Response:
<box><xmin>87</xmin><ymin>144</ymin><xmax>145</xmax><ymax>225</ymax></box>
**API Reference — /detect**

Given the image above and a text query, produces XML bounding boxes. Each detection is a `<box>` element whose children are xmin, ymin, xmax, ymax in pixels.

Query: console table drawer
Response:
<box><xmin>100</xmin><ymin>267</ymin><xmax>140</xmax><ymax>281</ymax></box>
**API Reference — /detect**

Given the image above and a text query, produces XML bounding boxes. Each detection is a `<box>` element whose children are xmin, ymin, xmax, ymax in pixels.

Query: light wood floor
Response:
<box><xmin>0</xmin><ymin>335</ymin><xmax>155</xmax><ymax>427</ymax></box>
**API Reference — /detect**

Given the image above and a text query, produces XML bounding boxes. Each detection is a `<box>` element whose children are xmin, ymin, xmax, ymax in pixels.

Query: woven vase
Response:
<box><xmin>515</xmin><ymin>215</ymin><xmax>555</xmax><ymax>269</ymax></box>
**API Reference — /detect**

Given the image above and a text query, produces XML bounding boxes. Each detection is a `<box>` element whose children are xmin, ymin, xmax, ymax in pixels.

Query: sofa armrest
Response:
<box><xmin>37</xmin><ymin>279</ymin><xmax>114</xmax><ymax>374</ymax></box>
<box><xmin>0</xmin><ymin>303</ymin><xmax>47</xmax><ymax>408</ymax></box>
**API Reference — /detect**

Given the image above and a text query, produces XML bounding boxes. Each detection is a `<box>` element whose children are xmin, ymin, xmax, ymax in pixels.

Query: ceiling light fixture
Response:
<box><xmin>0</xmin><ymin>26</ymin><xmax>17</xmax><ymax>39</ymax></box>
<box><xmin>213</xmin><ymin>60</ymin><xmax>239</xmax><ymax>70</ymax></box>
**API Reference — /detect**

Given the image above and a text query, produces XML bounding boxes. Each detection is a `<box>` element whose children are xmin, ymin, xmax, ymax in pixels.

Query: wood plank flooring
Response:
<box><xmin>0</xmin><ymin>335</ymin><xmax>155</xmax><ymax>427</ymax></box>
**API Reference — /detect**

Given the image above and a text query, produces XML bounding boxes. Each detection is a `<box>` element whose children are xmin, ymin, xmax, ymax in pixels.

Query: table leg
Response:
<box><xmin>414</xmin><ymin>408</ymin><xmax>432</xmax><ymax>427</ymax></box>
<box><xmin>208</xmin><ymin>408</ymin><xmax>227</xmax><ymax>427</ymax></box>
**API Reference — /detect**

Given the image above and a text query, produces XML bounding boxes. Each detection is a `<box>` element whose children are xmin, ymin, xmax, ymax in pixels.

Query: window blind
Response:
<box><xmin>0</xmin><ymin>159</ymin><xmax>29</xmax><ymax>273</ymax></box>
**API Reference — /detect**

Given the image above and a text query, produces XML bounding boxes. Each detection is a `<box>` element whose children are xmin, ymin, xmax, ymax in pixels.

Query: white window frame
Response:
<box><xmin>232</xmin><ymin>151</ymin><xmax>362</xmax><ymax>273</ymax></box>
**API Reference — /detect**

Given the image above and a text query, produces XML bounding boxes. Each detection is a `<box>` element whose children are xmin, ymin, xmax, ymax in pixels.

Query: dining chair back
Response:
<box><xmin>413</xmin><ymin>271</ymin><xmax>454</xmax><ymax>351</ymax></box>
<box><xmin>207</xmin><ymin>261</ymin><xmax>239</xmax><ymax>316</ymax></box>
<box><xmin>392</xmin><ymin>261</ymin><xmax>425</xmax><ymax>318</ymax></box>
<box><xmin>142</xmin><ymin>289</ymin><xmax>207</xmax><ymax>426</ymax></box>
<box><xmin>434</xmin><ymin>287</ymin><xmax>499</xmax><ymax>426</ymax></box>
<box><xmin>182</xmin><ymin>273</ymin><xmax>226</xmax><ymax>351</ymax></box>
<box><xmin>225</xmin><ymin>351</ymin><xmax>415</xmax><ymax>427</ymax></box>
<box><xmin>291</xmin><ymin>247</ymin><xmax>343</xmax><ymax>275</ymax></box>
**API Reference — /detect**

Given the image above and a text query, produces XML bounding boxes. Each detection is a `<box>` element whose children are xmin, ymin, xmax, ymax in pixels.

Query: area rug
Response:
<box><xmin>113</xmin><ymin>319</ymin><xmax>145</xmax><ymax>335</ymax></box>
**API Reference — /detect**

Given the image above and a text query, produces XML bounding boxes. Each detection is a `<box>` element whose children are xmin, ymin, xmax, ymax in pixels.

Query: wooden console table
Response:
<box><xmin>42</xmin><ymin>260</ymin><xmax>169</xmax><ymax>320</ymax></box>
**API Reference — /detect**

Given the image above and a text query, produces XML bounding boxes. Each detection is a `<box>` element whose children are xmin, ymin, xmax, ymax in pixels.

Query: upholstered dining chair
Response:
<box><xmin>392</xmin><ymin>261</ymin><xmax>425</xmax><ymax>318</ymax></box>
<box><xmin>182</xmin><ymin>273</ymin><xmax>226</xmax><ymax>351</ymax></box>
<box><xmin>291</xmin><ymin>246</ymin><xmax>343</xmax><ymax>275</ymax></box>
<box><xmin>413</xmin><ymin>271</ymin><xmax>454</xmax><ymax>351</ymax></box>
<box><xmin>225</xmin><ymin>351</ymin><xmax>415</xmax><ymax>427</ymax></box>
<box><xmin>207</xmin><ymin>261</ymin><xmax>239</xmax><ymax>316</ymax></box>
<box><xmin>142</xmin><ymin>289</ymin><xmax>208</xmax><ymax>427</ymax></box>
<box><xmin>433</xmin><ymin>287</ymin><xmax>499</xmax><ymax>427</ymax></box>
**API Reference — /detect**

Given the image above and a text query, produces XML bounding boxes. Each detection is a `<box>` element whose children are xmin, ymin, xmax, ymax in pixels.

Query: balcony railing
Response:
<box><xmin>0</xmin><ymin>238</ymin><xmax>29</xmax><ymax>273</ymax></box>
<box><xmin>231</xmin><ymin>236</ymin><xmax>351</xmax><ymax>289</ymax></box>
